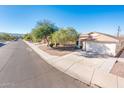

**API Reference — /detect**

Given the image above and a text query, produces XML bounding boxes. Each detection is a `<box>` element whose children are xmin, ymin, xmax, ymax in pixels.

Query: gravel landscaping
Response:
<box><xmin>38</xmin><ymin>44</ymin><xmax>78</xmax><ymax>56</ymax></box>
<box><xmin>110</xmin><ymin>61</ymin><xmax>124</xmax><ymax>78</ymax></box>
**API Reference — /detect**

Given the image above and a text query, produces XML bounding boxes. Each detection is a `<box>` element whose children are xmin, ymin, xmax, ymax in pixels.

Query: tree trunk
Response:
<box><xmin>45</xmin><ymin>36</ymin><xmax>49</xmax><ymax>47</ymax></box>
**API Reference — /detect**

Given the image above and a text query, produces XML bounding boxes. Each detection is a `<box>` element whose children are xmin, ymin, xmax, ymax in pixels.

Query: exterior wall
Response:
<box><xmin>85</xmin><ymin>41</ymin><xmax>117</xmax><ymax>56</ymax></box>
<box><xmin>77</xmin><ymin>39</ymin><xmax>84</xmax><ymax>48</ymax></box>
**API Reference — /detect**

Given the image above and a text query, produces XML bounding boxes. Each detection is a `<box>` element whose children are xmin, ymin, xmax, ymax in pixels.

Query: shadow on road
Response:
<box><xmin>0</xmin><ymin>43</ymin><xmax>6</xmax><ymax>47</ymax></box>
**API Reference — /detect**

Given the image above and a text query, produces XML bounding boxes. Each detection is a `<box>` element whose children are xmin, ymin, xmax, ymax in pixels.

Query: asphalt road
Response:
<box><xmin>0</xmin><ymin>39</ymin><xmax>89</xmax><ymax>88</ymax></box>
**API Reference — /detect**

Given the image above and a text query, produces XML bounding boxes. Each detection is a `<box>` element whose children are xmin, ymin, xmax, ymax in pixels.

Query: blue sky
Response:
<box><xmin>0</xmin><ymin>5</ymin><xmax>124</xmax><ymax>35</ymax></box>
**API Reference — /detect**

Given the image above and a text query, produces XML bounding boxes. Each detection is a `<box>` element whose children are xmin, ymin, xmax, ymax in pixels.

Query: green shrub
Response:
<box><xmin>0</xmin><ymin>33</ymin><xmax>16</xmax><ymax>41</ymax></box>
<box><xmin>49</xmin><ymin>43</ymin><xmax>55</xmax><ymax>47</ymax></box>
<box><xmin>23</xmin><ymin>34</ymin><xmax>32</xmax><ymax>41</ymax></box>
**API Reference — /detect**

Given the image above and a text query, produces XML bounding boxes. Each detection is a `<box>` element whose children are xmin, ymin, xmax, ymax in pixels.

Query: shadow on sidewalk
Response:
<box><xmin>0</xmin><ymin>43</ymin><xmax>6</xmax><ymax>47</ymax></box>
<box><xmin>75</xmin><ymin>51</ymin><xmax>111</xmax><ymax>58</ymax></box>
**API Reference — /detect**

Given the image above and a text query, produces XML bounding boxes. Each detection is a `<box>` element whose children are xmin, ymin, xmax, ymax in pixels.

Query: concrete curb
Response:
<box><xmin>23</xmin><ymin>40</ymin><xmax>124</xmax><ymax>88</ymax></box>
<box><xmin>23</xmin><ymin>41</ymin><xmax>59</xmax><ymax>66</ymax></box>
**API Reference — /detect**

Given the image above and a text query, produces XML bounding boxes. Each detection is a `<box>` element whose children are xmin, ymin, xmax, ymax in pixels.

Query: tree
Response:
<box><xmin>50</xmin><ymin>31</ymin><xmax>60</xmax><ymax>47</ymax></box>
<box><xmin>50</xmin><ymin>27</ymin><xmax>79</xmax><ymax>47</ymax></box>
<box><xmin>31</xmin><ymin>28</ymin><xmax>43</xmax><ymax>42</ymax></box>
<box><xmin>32</xmin><ymin>20</ymin><xmax>58</xmax><ymax>45</ymax></box>
<box><xmin>66</xmin><ymin>27</ymin><xmax>79</xmax><ymax>43</ymax></box>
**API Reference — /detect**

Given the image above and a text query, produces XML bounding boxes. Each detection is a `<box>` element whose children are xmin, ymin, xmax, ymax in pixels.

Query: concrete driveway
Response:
<box><xmin>0</xmin><ymin>39</ymin><xmax>89</xmax><ymax>88</ymax></box>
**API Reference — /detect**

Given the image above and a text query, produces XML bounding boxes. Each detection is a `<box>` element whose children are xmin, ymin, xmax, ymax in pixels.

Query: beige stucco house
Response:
<box><xmin>78</xmin><ymin>32</ymin><xmax>119</xmax><ymax>56</ymax></box>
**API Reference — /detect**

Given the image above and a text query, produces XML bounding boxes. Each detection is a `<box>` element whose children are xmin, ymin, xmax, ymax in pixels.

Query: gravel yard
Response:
<box><xmin>39</xmin><ymin>44</ymin><xmax>78</xmax><ymax>56</ymax></box>
<box><xmin>110</xmin><ymin>61</ymin><xmax>124</xmax><ymax>78</ymax></box>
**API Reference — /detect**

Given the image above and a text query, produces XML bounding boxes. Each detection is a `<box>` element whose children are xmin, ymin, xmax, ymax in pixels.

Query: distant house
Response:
<box><xmin>78</xmin><ymin>32</ymin><xmax>119</xmax><ymax>56</ymax></box>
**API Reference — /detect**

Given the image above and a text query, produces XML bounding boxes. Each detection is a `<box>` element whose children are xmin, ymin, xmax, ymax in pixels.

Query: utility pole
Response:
<box><xmin>117</xmin><ymin>26</ymin><xmax>121</xmax><ymax>38</ymax></box>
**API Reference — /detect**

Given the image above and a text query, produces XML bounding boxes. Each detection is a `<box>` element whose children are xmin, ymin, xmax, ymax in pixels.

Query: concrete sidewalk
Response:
<box><xmin>24</xmin><ymin>40</ymin><xmax>124</xmax><ymax>88</ymax></box>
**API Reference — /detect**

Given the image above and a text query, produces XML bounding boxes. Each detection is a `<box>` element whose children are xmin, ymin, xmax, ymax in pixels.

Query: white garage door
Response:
<box><xmin>86</xmin><ymin>41</ymin><xmax>116</xmax><ymax>56</ymax></box>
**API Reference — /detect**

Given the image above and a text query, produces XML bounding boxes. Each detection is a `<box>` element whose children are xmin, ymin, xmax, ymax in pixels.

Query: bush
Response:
<box><xmin>50</xmin><ymin>27</ymin><xmax>79</xmax><ymax>47</ymax></box>
<box><xmin>23</xmin><ymin>34</ymin><xmax>32</xmax><ymax>41</ymax></box>
<box><xmin>49</xmin><ymin>43</ymin><xmax>54</xmax><ymax>47</ymax></box>
<box><xmin>0</xmin><ymin>33</ymin><xmax>16</xmax><ymax>41</ymax></box>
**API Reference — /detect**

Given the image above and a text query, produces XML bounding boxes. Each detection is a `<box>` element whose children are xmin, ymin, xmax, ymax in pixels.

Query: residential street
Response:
<box><xmin>0</xmin><ymin>39</ymin><xmax>89</xmax><ymax>88</ymax></box>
